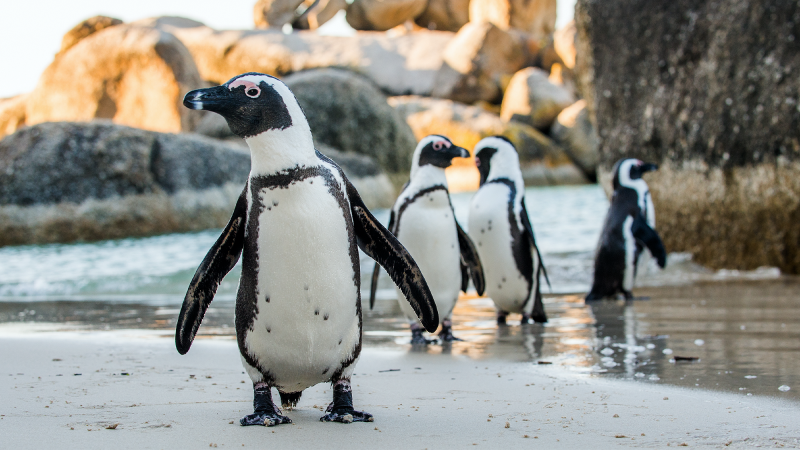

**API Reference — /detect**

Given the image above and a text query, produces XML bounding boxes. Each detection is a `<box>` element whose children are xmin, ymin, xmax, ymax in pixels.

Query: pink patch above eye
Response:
<box><xmin>475</xmin><ymin>158</ymin><xmax>481</xmax><ymax>166</ymax></box>
<box><xmin>433</xmin><ymin>140</ymin><xmax>451</xmax><ymax>151</ymax></box>
<box><xmin>230</xmin><ymin>79</ymin><xmax>260</xmax><ymax>97</ymax></box>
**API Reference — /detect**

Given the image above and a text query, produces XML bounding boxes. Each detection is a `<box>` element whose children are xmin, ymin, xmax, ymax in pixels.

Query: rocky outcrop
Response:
<box><xmin>432</xmin><ymin>22</ymin><xmax>529</xmax><ymax>104</ymax></box>
<box><xmin>390</xmin><ymin>95</ymin><xmax>588</xmax><ymax>187</ymax></box>
<box><xmin>284</xmin><ymin>69</ymin><xmax>417</xmax><ymax>174</ymax></box>
<box><xmin>0</xmin><ymin>95</ymin><xmax>27</xmax><ymax>139</ymax></box>
<box><xmin>294</xmin><ymin>0</ymin><xmax>347</xmax><ymax>29</ymax></box>
<box><xmin>550</xmin><ymin>100</ymin><xmax>598</xmax><ymax>181</ymax></box>
<box><xmin>553</xmin><ymin>20</ymin><xmax>576</xmax><ymax>69</ymax></box>
<box><xmin>59</xmin><ymin>15</ymin><xmax>123</xmax><ymax>54</ymax></box>
<box><xmin>500</xmin><ymin>67</ymin><xmax>576</xmax><ymax>130</ymax></box>
<box><xmin>26</xmin><ymin>24</ymin><xmax>204</xmax><ymax>133</ymax></box>
<box><xmin>254</xmin><ymin>0</ymin><xmax>304</xmax><ymax>28</ymax></box>
<box><xmin>468</xmin><ymin>0</ymin><xmax>556</xmax><ymax>43</ymax></box>
<box><xmin>346</xmin><ymin>0</ymin><xmax>427</xmax><ymax>31</ymax></box>
<box><xmin>414</xmin><ymin>0</ymin><xmax>470</xmax><ymax>32</ymax></box>
<box><xmin>139</xmin><ymin>17</ymin><xmax>454</xmax><ymax>97</ymax></box>
<box><xmin>576</xmin><ymin>0</ymin><xmax>800</xmax><ymax>273</ymax></box>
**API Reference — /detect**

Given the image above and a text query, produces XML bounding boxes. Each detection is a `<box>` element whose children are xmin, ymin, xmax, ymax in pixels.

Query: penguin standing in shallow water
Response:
<box><xmin>468</xmin><ymin>136</ymin><xmax>549</xmax><ymax>324</ymax></box>
<box><xmin>586</xmin><ymin>158</ymin><xmax>666</xmax><ymax>301</ymax></box>
<box><xmin>175</xmin><ymin>73</ymin><xmax>438</xmax><ymax>427</ymax></box>
<box><xmin>369</xmin><ymin>135</ymin><xmax>485</xmax><ymax>344</ymax></box>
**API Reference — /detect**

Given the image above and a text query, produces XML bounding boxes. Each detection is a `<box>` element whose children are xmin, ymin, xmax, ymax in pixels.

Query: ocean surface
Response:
<box><xmin>0</xmin><ymin>184</ymin><xmax>796</xmax><ymax>399</ymax></box>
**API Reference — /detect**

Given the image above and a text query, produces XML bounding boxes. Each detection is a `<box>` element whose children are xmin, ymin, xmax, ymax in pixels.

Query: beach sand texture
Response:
<box><xmin>2</xmin><ymin>329</ymin><xmax>798</xmax><ymax>449</ymax></box>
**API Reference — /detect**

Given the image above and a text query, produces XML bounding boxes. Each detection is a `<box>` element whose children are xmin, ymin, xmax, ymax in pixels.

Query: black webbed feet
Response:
<box><xmin>240</xmin><ymin>411</ymin><xmax>292</xmax><ymax>427</ymax></box>
<box><xmin>411</xmin><ymin>326</ymin><xmax>434</xmax><ymax>345</ymax></box>
<box><xmin>320</xmin><ymin>380</ymin><xmax>373</xmax><ymax>424</ymax></box>
<box><xmin>496</xmin><ymin>311</ymin><xmax>508</xmax><ymax>325</ymax></box>
<box><xmin>438</xmin><ymin>320</ymin><xmax>462</xmax><ymax>342</ymax></box>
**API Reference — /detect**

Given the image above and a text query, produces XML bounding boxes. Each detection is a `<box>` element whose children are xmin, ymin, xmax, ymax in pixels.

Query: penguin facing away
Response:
<box><xmin>175</xmin><ymin>73</ymin><xmax>438</xmax><ymax>427</ymax></box>
<box><xmin>468</xmin><ymin>136</ymin><xmax>550</xmax><ymax>325</ymax></box>
<box><xmin>369</xmin><ymin>135</ymin><xmax>485</xmax><ymax>344</ymax></box>
<box><xmin>586</xmin><ymin>158</ymin><xmax>667</xmax><ymax>301</ymax></box>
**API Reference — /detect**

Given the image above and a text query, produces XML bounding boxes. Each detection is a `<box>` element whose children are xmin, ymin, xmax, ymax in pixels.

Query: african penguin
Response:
<box><xmin>468</xmin><ymin>136</ymin><xmax>550</xmax><ymax>325</ymax></box>
<box><xmin>369</xmin><ymin>135</ymin><xmax>485</xmax><ymax>344</ymax></box>
<box><xmin>175</xmin><ymin>73</ymin><xmax>438</xmax><ymax>427</ymax></box>
<box><xmin>586</xmin><ymin>158</ymin><xmax>666</xmax><ymax>301</ymax></box>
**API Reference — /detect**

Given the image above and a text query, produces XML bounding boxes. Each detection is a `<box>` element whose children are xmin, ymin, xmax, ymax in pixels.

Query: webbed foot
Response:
<box><xmin>240</xmin><ymin>411</ymin><xmax>291</xmax><ymax>427</ymax></box>
<box><xmin>241</xmin><ymin>384</ymin><xmax>291</xmax><ymax>427</ymax></box>
<box><xmin>411</xmin><ymin>325</ymin><xmax>433</xmax><ymax>345</ymax></box>
<box><xmin>438</xmin><ymin>319</ymin><xmax>462</xmax><ymax>342</ymax></box>
<box><xmin>320</xmin><ymin>380</ymin><xmax>373</xmax><ymax>424</ymax></box>
<box><xmin>496</xmin><ymin>310</ymin><xmax>508</xmax><ymax>325</ymax></box>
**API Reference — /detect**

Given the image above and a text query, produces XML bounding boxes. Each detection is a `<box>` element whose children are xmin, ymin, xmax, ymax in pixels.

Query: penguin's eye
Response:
<box><xmin>432</xmin><ymin>141</ymin><xmax>443</xmax><ymax>151</ymax></box>
<box><xmin>246</xmin><ymin>87</ymin><xmax>261</xmax><ymax>98</ymax></box>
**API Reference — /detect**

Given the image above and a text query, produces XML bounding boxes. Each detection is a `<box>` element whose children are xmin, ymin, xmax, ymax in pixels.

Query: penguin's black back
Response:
<box><xmin>588</xmin><ymin>189</ymin><xmax>641</xmax><ymax>299</ymax></box>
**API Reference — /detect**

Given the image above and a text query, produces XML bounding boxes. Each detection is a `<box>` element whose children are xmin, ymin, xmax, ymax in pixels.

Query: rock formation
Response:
<box><xmin>414</xmin><ymin>0</ymin><xmax>471</xmax><ymax>32</ymax></box>
<box><xmin>576</xmin><ymin>0</ymin><xmax>800</xmax><ymax>273</ymax></box>
<box><xmin>501</xmin><ymin>67</ymin><xmax>575</xmax><ymax>130</ymax></box>
<box><xmin>346</xmin><ymin>0</ymin><xmax>428</xmax><ymax>31</ymax></box>
<box><xmin>26</xmin><ymin>24</ymin><xmax>204</xmax><ymax>133</ymax></box>
<box><xmin>469</xmin><ymin>0</ymin><xmax>556</xmax><ymax>43</ymax></box>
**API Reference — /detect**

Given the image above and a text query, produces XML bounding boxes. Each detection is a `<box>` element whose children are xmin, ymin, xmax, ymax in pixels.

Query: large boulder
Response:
<box><xmin>550</xmin><ymin>100</ymin><xmax>598</xmax><ymax>181</ymax></box>
<box><xmin>389</xmin><ymin>95</ymin><xmax>587</xmax><ymax>187</ymax></box>
<box><xmin>432</xmin><ymin>22</ymin><xmax>529</xmax><ymax>104</ymax></box>
<box><xmin>284</xmin><ymin>69</ymin><xmax>417</xmax><ymax>173</ymax></box>
<box><xmin>26</xmin><ymin>23</ymin><xmax>204</xmax><ymax>133</ymax></box>
<box><xmin>294</xmin><ymin>0</ymin><xmax>347</xmax><ymax>30</ymax></box>
<box><xmin>468</xmin><ymin>0</ymin><xmax>556</xmax><ymax>43</ymax></box>
<box><xmin>0</xmin><ymin>95</ymin><xmax>27</xmax><ymax>140</ymax></box>
<box><xmin>58</xmin><ymin>15</ymin><xmax>123</xmax><ymax>54</ymax></box>
<box><xmin>138</xmin><ymin>17</ymin><xmax>454</xmax><ymax>98</ymax></box>
<box><xmin>553</xmin><ymin>20</ymin><xmax>576</xmax><ymax>69</ymax></box>
<box><xmin>576</xmin><ymin>0</ymin><xmax>800</xmax><ymax>273</ymax></box>
<box><xmin>414</xmin><ymin>0</ymin><xmax>470</xmax><ymax>32</ymax></box>
<box><xmin>254</xmin><ymin>0</ymin><xmax>305</xmax><ymax>28</ymax></box>
<box><xmin>500</xmin><ymin>67</ymin><xmax>576</xmax><ymax>130</ymax></box>
<box><xmin>346</xmin><ymin>0</ymin><xmax>427</xmax><ymax>31</ymax></box>
<box><xmin>0</xmin><ymin>122</ymin><xmax>249</xmax><ymax>246</ymax></box>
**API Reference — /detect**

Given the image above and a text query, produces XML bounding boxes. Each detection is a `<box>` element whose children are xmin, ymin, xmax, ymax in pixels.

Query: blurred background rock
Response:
<box><xmin>2</xmin><ymin>0</ymin><xmax>795</xmax><ymax>278</ymax></box>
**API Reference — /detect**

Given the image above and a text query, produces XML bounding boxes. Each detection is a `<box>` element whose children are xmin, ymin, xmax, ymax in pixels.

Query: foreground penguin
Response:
<box><xmin>175</xmin><ymin>73</ymin><xmax>438</xmax><ymax>427</ymax></box>
<box><xmin>468</xmin><ymin>136</ymin><xmax>549</xmax><ymax>324</ymax></box>
<box><xmin>369</xmin><ymin>135</ymin><xmax>485</xmax><ymax>344</ymax></box>
<box><xmin>586</xmin><ymin>158</ymin><xmax>667</xmax><ymax>301</ymax></box>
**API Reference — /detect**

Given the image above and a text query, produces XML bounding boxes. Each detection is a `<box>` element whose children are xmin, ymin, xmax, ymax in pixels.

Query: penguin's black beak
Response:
<box><xmin>183</xmin><ymin>85</ymin><xmax>231</xmax><ymax>112</ymax></box>
<box><xmin>447</xmin><ymin>145</ymin><xmax>470</xmax><ymax>161</ymax></box>
<box><xmin>641</xmin><ymin>163</ymin><xmax>659</xmax><ymax>173</ymax></box>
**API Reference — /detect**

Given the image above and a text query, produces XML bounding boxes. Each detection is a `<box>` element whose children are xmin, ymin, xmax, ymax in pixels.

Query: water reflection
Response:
<box><xmin>1</xmin><ymin>279</ymin><xmax>797</xmax><ymax>399</ymax></box>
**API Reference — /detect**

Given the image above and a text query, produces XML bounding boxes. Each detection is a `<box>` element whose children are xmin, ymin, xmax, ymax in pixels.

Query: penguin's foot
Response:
<box><xmin>410</xmin><ymin>326</ymin><xmax>433</xmax><ymax>345</ymax></box>
<box><xmin>320</xmin><ymin>380</ymin><xmax>373</xmax><ymax>424</ymax></box>
<box><xmin>622</xmin><ymin>290</ymin><xmax>634</xmax><ymax>301</ymax></box>
<box><xmin>241</xmin><ymin>384</ymin><xmax>291</xmax><ymax>426</ymax></box>
<box><xmin>240</xmin><ymin>411</ymin><xmax>292</xmax><ymax>427</ymax></box>
<box><xmin>496</xmin><ymin>311</ymin><xmax>509</xmax><ymax>326</ymax></box>
<box><xmin>522</xmin><ymin>312</ymin><xmax>548</xmax><ymax>324</ymax></box>
<box><xmin>438</xmin><ymin>320</ymin><xmax>462</xmax><ymax>342</ymax></box>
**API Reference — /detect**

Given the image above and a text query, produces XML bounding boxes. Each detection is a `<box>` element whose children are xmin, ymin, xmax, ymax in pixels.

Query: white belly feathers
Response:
<box><xmin>242</xmin><ymin>174</ymin><xmax>360</xmax><ymax>392</ymax></box>
<box><xmin>469</xmin><ymin>184</ymin><xmax>529</xmax><ymax>313</ymax></box>
<box><xmin>394</xmin><ymin>190</ymin><xmax>461</xmax><ymax>323</ymax></box>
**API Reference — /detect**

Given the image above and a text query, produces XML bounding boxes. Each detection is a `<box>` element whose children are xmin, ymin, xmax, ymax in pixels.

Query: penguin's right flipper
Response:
<box><xmin>346</xmin><ymin>180</ymin><xmax>439</xmax><ymax>332</ymax></box>
<box><xmin>368</xmin><ymin>210</ymin><xmax>396</xmax><ymax>310</ymax></box>
<box><xmin>176</xmin><ymin>187</ymin><xmax>247</xmax><ymax>355</ymax></box>
<box><xmin>455</xmin><ymin>221</ymin><xmax>486</xmax><ymax>295</ymax></box>
<box><xmin>631</xmin><ymin>214</ymin><xmax>667</xmax><ymax>268</ymax></box>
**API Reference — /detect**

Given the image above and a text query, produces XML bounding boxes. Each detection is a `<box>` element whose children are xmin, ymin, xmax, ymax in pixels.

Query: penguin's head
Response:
<box><xmin>473</xmin><ymin>136</ymin><xmax>520</xmax><ymax>186</ymax></box>
<box><xmin>183</xmin><ymin>73</ymin><xmax>301</xmax><ymax>139</ymax></box>
<box><xmin>411</xmin><ymin>135</ymin><xmax>469</xmax><ymax>172</ymax></box>
<box><xmin>612</xmin><ymin>158</ymin><xmax>659</xmax><ymax>191</ymax></box>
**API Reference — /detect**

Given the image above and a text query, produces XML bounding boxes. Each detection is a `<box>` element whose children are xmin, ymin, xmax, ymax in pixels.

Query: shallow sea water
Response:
<box><xmin>0</xmin><ymin>185</ymin><xmax>797</xmax><ymax>399</ymax></box>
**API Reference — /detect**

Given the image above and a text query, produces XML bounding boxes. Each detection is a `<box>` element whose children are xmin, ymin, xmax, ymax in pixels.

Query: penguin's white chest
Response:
<box><xmin>242</xmin><ymin>175</ymin><xmax>360</xmax><ymax>391</ymax></box>
<box><xmin>394</xmin><ymin>190</ymin><xmax>461</xmax><ymax>322</ymax></box>
<box><xmin>469</xmin><ymin>185</ymin><xmax>529</xmax><ymax>312</ymax></box>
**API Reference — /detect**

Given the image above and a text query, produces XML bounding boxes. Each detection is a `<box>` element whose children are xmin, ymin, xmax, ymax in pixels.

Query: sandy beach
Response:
<box><xmin>2</xmin><ymin>328</ymin><xmax>798</xmax><ymax>449</ymax></box>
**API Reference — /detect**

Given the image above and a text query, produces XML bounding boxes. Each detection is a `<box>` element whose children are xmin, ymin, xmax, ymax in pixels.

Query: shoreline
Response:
<box><xmin>1</xmin><ymin>330</ymin><xmax>798</xmax><ymax>449</ymax></box>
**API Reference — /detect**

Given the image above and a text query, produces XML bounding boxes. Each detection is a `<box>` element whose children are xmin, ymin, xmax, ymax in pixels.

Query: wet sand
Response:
<box><xmin>1</xmin><ymin>330</ymin><xmax>798</xmax><ymax>449</ymax></box>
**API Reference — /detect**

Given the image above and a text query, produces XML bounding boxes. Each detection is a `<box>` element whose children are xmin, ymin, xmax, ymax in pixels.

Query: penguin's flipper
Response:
<box><xmin>368</xmin><ymin>210</ymin><xmax>396</xmax><ymax>310</ymax></box>
<box><xmin>455</xmin><ymin>221</ymin><xmax>485</xmax><ymax>295</ymax></box>
<box><xmin>521</xmin><ymin>201</ymin><xmax>551</xmax><ymax>290</ymax></box>
<box><xmin>345</xmin><ymin>180</ymin><xmax>439</xmax><ymax>332</ymax></box>
<box><xmin>175</xmin><ymin>187</ymin><xmax>247</xmax><ymax>355</ymax></box>
<box><xmin>632</xmin><ymin>214</ymin><xmax>667</xmax><ymax>268</ymax></box>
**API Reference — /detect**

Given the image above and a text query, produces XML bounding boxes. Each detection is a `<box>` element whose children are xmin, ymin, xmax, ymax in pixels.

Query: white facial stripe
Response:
<box><xmin>474</xmin><ymin>137</ymin><xmax>524</xmax><ymax>189</ymax></box>
<box><xmin>410</xmin><ymin>135</ymin><xmax>451</xmax><ymax>176</ymax></box>
<box><xmin>618</xmin><ymin>158</ymin><xmax>649</xmax><ymax>213</ymax></box>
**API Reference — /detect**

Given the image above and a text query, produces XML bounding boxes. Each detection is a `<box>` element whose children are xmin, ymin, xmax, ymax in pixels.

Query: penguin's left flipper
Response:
<box><xmin>521</xmin><ymin>201</ymin><xmax>551</xmax><ymax>290</ymax></box>
<box><xmin>175</xmin><ymin>187</ymin><xmax>247</xmax><ymax>355</ymax></box>
<box><xmin>346</xmin><ymin>180</ymin><xmax>439</xmax><ymax>332</ymax></box>
<box><xmin>456</xmin><ymin>221</ymin><xmax>486</xmax><ymax>295</ymax></box>
<box><xmin>368</xmin><ymin>210</ymin><xmax>396</xmax><ymax>310</ymax></box>
<box><xmin>631</xmin><ymin>215</ymin><xmax>667</xmax><ymax>268</ymax></box>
